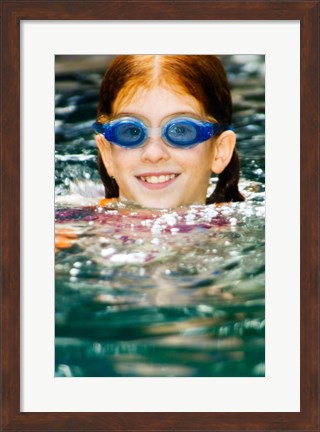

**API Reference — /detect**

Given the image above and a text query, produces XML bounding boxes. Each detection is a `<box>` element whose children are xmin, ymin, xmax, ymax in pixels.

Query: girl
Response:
<box><xmin>93</xmin><ymin>55</ymin><xmax>244</xmax><ymax>209</ymax></box>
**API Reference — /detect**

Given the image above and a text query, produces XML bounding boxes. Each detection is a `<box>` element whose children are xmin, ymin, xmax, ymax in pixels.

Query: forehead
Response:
<box><xmin>112</xmin><ymin>84</ymin><xmax>204</xmax><ymax>117</ymax></box>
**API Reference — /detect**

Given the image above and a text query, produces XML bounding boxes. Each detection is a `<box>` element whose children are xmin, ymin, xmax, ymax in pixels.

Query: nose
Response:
<box><xmin>140</xmin><ymin>137</ymin><xmax>171</xmax><ymax>164</ymax></box>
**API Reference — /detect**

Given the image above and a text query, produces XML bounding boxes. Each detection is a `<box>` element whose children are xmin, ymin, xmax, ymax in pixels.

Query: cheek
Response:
<box><xmin>110</xmin><ymin>148</ymin><xmax>137</xmax><ymax>173</ymax></box>
<box><xmin>202</xmin><ymin>141</ymin><xmax>216</xmax><ymax>168</ymax></box>
<box><xmin>187</xmin><ymin>144</ymin><xmax>215</xmax><ymax>170</ymax></box>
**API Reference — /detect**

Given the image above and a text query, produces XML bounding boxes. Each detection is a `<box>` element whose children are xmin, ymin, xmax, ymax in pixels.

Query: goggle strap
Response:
<box><xmin>93</xmin><ymin>122</ymin><xmax>113</xmax><ymax>142</ymax></box>
<box><xmin>92</xmin><ymin>121</ymin><xmax>105</xmax><ymax>134</ymax></box>
<box><xmin>211</xmin><ymin>123</ymin><xmax>232</xmax><ymax>135</ymax></box>
<box><xmin>92</xmin><ymin>122</ymin><xmax>116</xmax><ymax>143</ymax></box>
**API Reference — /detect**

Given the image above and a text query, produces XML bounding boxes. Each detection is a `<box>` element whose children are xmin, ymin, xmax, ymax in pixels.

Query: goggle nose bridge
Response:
<box><xmin>145</xmin><ymin>126</ymin><xmax>163</xmax><ymax>139</ymax></box>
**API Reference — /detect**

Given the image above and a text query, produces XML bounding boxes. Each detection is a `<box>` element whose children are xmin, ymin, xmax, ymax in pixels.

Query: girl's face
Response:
<box><xmin>97</xmin><ymin>86</ymin><xmax>219</xmax><ymax>209</ymax></box>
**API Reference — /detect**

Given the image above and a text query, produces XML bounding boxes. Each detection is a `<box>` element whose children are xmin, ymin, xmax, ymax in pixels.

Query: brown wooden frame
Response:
<box><xmin>1</xmin><ymin>1</ymin><xmax>319</xmax><ymax>431</ymax></box>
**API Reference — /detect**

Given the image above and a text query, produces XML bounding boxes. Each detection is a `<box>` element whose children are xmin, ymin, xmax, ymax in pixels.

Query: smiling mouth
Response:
<box><xmin>136</xmin><ymin>173</ymin><xmax>180</xmax><ymax>184</ymax></box>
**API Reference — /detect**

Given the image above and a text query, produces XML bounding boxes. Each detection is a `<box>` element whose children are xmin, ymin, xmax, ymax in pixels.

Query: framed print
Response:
<box><xmin>1</xmin><ymin>1</ymin><xmax>319</xmax><ymax>431</ymax></box>
<box><xmin>54</xmin><ymin>52</ymin><xmax>266</xmax><ymax>382</ymax></box>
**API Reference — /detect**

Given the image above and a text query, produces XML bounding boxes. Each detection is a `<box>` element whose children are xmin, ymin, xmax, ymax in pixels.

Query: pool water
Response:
<box><xmin>55</xmin><ymin>55</ymin><xmax>265</xmax><ymax>377</ymax></box>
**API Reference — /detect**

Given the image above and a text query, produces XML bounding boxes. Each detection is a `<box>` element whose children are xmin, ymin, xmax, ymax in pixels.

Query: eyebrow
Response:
<box><xmin>111</xmin><ymin>111</ymin><xmax>204</xmax><ymax>123</ymax></box>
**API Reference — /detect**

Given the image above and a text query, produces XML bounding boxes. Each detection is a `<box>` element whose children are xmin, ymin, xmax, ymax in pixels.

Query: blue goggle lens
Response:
<box><xmin>93</xmin><ymin>116</ymin><xmax>230</xmax><ymax>149</ymax></box>
<box><xmin>113</xmin><ymin>120</ymin><xmax>146</xmax><ymax>147</ymax></box>
<box><xmin>165</xmin><ymin>118</ymin><xmax>200</xmax><ymax>147</ymax></box>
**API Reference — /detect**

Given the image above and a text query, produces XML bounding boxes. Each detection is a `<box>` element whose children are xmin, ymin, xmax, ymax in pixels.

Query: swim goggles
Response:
<box><xmin>93</xmin><ymin>116</ymin><xmax>231</xmax><ymax>149</ymax></box>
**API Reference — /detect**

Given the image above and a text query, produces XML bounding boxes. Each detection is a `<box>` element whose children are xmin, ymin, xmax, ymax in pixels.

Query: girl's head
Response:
<box><xmin>95</xmin><ymin>55</ymin><xmax>244</xmax><ymax>208</ymax></box>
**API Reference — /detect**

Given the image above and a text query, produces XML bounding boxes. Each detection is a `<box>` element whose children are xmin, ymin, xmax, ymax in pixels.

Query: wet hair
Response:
<box><xmin>96</xmin><ymin>55</ymin><xmax>244</xmax><ymax>204</ymax></box>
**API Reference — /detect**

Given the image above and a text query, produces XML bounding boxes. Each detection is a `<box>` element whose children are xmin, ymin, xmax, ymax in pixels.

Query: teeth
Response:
<box><xmin>140</xmin><ymin>174</ymin><xmax>177</xmax><ymax>184</ymax></box>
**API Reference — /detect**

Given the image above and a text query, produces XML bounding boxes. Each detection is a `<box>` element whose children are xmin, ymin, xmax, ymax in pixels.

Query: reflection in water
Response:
<box><xmin>55</xmin><ymin>55</ymin><xmax>265</xmax><ymax>377</ymax></box>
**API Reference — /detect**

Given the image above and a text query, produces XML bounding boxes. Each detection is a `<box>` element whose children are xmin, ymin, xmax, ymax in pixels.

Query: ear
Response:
<box><xmin>211</xmin><ymin>130</ymin><xmax>236</xmax><ymax>174</ymax></box>
<box><xmin>95</xmin><ymin>134</ymin><xmax>114</xmax><ymax>177</ymax></box>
